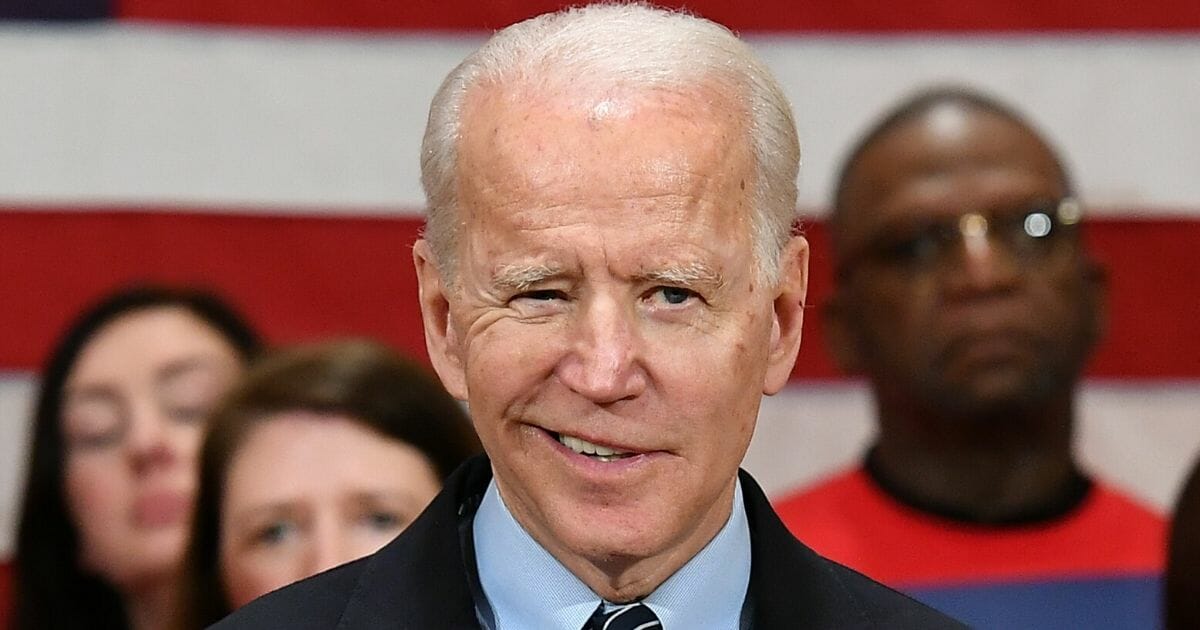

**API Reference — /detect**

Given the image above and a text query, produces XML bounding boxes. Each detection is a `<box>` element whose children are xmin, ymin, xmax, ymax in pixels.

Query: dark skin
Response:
<box><xmin>827</xmin><ymin>103</ymin><xmax>1107</xmax><ymax>522</ymax></box>
<box><xmin>1167</xmin><ymin>459</ymin><xmax>1200</xmax><ymax>630</ymax></box>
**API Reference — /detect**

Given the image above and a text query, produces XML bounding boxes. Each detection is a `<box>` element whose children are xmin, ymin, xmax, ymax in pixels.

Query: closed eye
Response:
<box><xmin>508</xmin><ymin>288</ymin><xmax>570</xmax><ymax>318</ymax></box>
<box><xmin>515</xmin><ymin>289</ymin><xmax>567</xmax><ymax>302</ymax></box>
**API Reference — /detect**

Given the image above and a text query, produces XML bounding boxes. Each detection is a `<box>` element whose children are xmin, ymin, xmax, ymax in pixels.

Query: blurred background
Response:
<box><xmin>1</xmin><ymin>0</ymin><xmax>1198</xmax><ymax>562</ymax></box>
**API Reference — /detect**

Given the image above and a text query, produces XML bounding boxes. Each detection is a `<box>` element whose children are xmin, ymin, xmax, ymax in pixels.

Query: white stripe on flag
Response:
<box><xmin>1</xmin><ymin>26</ymin><xmax>1198</xmax><ymax>214</ymax></box>
<box><xmin>0</xmin><ymin>374</ymin><xmax>37</xmax><ymax>559</ymax></box>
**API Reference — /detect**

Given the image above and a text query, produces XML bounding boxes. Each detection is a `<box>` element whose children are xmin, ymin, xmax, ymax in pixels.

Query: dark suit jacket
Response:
<box><xmin>213</xmin><ymin>455</ymin><xmax>962</xmax><ymax>629</ymax></box>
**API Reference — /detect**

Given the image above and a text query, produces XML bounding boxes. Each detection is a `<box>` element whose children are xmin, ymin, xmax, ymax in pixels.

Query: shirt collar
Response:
<box><xmin>473</xmin><ymin>477</ymin><xmax>752</xmax><ymax>629</ymax></box>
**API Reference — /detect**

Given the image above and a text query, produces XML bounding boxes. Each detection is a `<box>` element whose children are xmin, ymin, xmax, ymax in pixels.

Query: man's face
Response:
<box><xmin>831</xmin><ymin>105</ymin><xmax>1102</xmax><ymax>416</ymax></box>
<box><xmin>415</xmin><ymin>84</ymin><xmax>806</xmax><ymax>583</ymax></box>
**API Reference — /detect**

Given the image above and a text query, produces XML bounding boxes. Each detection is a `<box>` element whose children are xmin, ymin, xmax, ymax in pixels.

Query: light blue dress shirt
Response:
<box><xmin>473</xmin><ymin>478</ymin><xmax>752</xmax><ymax>629</ymax></box>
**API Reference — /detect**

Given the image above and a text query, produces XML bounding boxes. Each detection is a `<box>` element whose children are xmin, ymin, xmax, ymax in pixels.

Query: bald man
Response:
<box><xmin>774</xmin><ymin>87</ymin><xmax>1165</xmax><ymax>629</ymax></box>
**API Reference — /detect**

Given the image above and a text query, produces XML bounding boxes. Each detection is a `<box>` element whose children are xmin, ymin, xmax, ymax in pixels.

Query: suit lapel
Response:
<box><xmin>740</xmin><ymin>469</ymin><xmax>869</xmax><ymax>629</ymax></box>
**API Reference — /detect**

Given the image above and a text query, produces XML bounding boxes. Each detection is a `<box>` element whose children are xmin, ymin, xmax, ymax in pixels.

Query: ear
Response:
<box><xmin>413</xmin><ymin>240</ymin><xmax>468</xmax><ymax>400</ymax></box>
<box><xmin>763</xmin><ymin>236</ymin><xmax>809</xmax><ymax>395</ymax></box>
<box><xmin>822</xmin><ymin>289</ymin><xmax>866</xmax><ymax>375</ymax></box>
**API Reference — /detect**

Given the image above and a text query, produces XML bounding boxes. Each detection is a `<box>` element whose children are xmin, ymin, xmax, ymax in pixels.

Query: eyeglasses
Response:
<box><xmin>836</xmin><ymin>198</ymin><xmax>1083</xmax><ymax>278</ymax></box>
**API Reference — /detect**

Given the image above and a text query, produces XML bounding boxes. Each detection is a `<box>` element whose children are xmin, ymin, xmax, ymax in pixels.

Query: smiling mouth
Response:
<box><xmin>551</xmin><ymin>431</ymin><xmax>639</xmax><ymax>463</ymax></box>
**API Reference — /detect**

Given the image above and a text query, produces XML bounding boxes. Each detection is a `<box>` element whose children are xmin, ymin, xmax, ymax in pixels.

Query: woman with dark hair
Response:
<box><xmin>14</xmin><ymin>285</ymin><xmax>261</xmax><ymax>630</ymax></box>
<box><xmin>176</xmin><ymin>339</ymin><xmax>481</xmax><ymax>629</ymax></box>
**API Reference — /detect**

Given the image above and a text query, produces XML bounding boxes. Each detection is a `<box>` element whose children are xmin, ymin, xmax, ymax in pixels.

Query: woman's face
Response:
<box><xmin>61</xmin><ymin>306</ymin><xmax>244</xmax><ymax>591</ymax></box>
<box><xmin>218</xmin><ymin>412</ymin><xmax>441</xmax><ymax>608</ymax></box>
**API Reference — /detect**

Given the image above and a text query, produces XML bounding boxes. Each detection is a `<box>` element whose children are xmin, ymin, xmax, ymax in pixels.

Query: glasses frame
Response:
<box><xmin>835</xmin><ymin>197</ymin><xmax>1083</xmax><ymax>280</ymax></box>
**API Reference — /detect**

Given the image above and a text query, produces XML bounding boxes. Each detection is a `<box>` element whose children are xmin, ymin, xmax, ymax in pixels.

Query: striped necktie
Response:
<box><xmin>583</xmin><ymin>601</ymin><xmax>662</xmax><ymax>630</ymax></box>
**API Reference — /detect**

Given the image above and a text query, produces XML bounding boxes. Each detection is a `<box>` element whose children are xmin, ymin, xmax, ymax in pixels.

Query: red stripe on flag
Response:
<box><xmin>114</xmin><ymin>0</ymin><xmax>1200</xmax><ymax>33</ymax></box>
<box><xmin>2</xmin><ymin>209</ymin><xmax>1198</xmax><ymax>379</ymax></box>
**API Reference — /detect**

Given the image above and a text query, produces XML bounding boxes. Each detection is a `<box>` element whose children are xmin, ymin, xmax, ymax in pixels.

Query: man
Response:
<box><xmin>774</xmin><ymin>88</ymin><xmax>1165</xmax><ymax>628</ymax></box>
<box><xmin>1167</xmin><ymin>455</ymin><xmax>1200</xmax><ymax>630</ymax></box>
<box><xmin>214</xmin><ymin>4</ymin><xmax>957</xmax><ymax>629</ymax></box>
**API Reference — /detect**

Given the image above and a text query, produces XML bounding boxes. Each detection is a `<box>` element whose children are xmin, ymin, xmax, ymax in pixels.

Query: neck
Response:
<box><xmin>871</xmin><ymin>392</ymin><xmax>1085</xmax><ymax>523</ymax></box>
<box><xmin>122</xmin><ymin>575</ymin><xmax>178</xmax><ymax>630</ymax></box>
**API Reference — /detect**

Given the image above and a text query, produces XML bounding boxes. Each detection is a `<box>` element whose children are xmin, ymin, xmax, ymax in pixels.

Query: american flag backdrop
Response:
<box><xmin>1</xmin><ymin>0</ymin><xmax>1199</xmax><ymax>560</ymax></box>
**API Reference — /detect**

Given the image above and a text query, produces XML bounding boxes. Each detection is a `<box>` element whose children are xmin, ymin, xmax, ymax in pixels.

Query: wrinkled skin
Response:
<box><xmin>415</xmin><ymin>83</ymin><xmax>808</xmax><ymax>600</ymax></box>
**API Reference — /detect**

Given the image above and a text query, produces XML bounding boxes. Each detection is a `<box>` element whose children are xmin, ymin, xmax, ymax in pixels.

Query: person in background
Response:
<box><xmin>774</xmin><ymin>86</ymin><xmax>1165</xmax><ymax>628</ymax></box>
<box><xmin>176</xmin><ymin>339</ymin><xmax>481</xmax><ymax>629</ymax></box>
<box><xmin>1165</xmin><ymin>453</ymin><xmax>1200</xmax><ymax>629</ymax></box>
<box><xmin>213</xmin><ymin>4</ymin><xmax>960</xmax><ymax>628</ymax></box>
<box><xmin>175</xmin><ymin>336</ymin><xmax>482</xmax><ymax>624</ymax></box>
<box><xmin>13</xmin><ymin>285</ymin><xmax>261</xmax><ymax>630</ymax></box>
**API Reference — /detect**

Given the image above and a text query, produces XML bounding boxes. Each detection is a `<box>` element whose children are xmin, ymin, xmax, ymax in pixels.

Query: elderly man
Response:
<box><xmin>214</xmin><ymin>5</ymin><xmax>957</xmax><ymax>629</ymax></box>
<box><xmin>775</xmin><ymin>88</ymin><xmax>1165</xmax><ymax>628</ymax></box>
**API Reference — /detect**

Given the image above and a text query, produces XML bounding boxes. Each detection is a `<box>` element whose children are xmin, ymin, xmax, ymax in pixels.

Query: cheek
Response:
<box><xmin>348</xmin><ymin>527</ymin><xmax>402</xmax><ymax>560</ymax></box>
<box><xmin>652</xmin><ymin>329</ymin><xmax>761</xmax><ymax>440</ymax></box>
<box><xmin>464</xmin><ymin>324</ymin><xmax>561</xmax><ymax>412</ymax></box>
<box><xmin>854</xmin><ymin>284</ymin><xmax>935</xmax><ymax>354</ymax></box>
<box><xmin>64</xmin><ymin>455</ymin><xmax>132</xmax><ymax>571</ymax></box>
<box><xmin>65</xmin><ymin>455</ymin><xmax>128</xmax><ymax>534</ymax></box>
<box><xmin>220</xmin><ymin>545</ymin><xmax>297</xmax><ymax>610</ymax></box>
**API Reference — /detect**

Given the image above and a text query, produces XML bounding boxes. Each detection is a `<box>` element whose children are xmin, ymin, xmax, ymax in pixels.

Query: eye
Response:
<box><xmin>361</xmin><ymin>510</ymin><xmax>406</xmax><ymax>531</ymax></box>
<box><xmin>994</xmin><ymin>204</ymin><xmax>1067</xmax><ymax>257</ymax></box>
<box><xmin>516</xmin><ymin>289</ymin><xmax>566</xmax><ymax>302</ymax></box>
<box><xmin>63</xmin><ymin>399</ymin><xmax>126</xmax><ymax>451</ymax></box>
<box><xmin>880</xmin><ymin>235</ymin><xmax>935</xmax><ymax>265</ymax></box>
<box><xmin>253</xmin><ymin>521</ymin><xmax>297</xmax><ymax>546</ymax></box>
<box><xmin>875</xmin><ymin>225</ymin><xmax>949</xmax><ymax>269</ymax></box>
<box><xmin>508</xmin><ymin>288</ymin><xmax>571</xmax><ymax>317</ymax></box>
<box><xmin>67</xmin><ymin>428</ymin><xmax>124</xmax><ymax>451</ymax></box>
<box><xmin>648</xmin><ymin>286</ymin><xmax>699</xmax><ymax>306</ymax></box>
<box><xmin>1023</xmin><ymin>211</ymin><xmax>1053</xmax><ymax>238</ymax></box>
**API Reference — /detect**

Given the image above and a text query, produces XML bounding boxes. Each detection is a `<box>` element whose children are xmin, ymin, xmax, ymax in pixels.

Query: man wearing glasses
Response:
<box><xmin>775</xmin><ymin>87</ymin><xmax>1165</xmax><ymax>629</ymax></box>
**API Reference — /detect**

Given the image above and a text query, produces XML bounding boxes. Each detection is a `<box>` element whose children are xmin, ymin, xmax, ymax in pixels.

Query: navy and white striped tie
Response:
<box><xmin>583</xmin><ymin>601</ymin><xmax>662</xmax><ymax>630</ymax></box>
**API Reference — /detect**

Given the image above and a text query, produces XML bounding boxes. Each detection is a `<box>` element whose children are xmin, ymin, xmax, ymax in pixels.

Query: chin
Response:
<box><xmin>937</xmin><ymin>382</ymin><xmax>1054</xmax><ymax>419</ymax></box>
<box><xmin>552</xmin><ymin>506</ymin><xmax>672</xmax><ymax>563</ymax></box>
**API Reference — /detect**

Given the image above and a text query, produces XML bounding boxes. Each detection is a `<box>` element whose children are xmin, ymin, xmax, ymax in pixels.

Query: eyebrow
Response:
<box><xmin>156</xmin><ymin>356</ymin><xmax>226</xmax><ymax>387</ymax></box>
<box><xmin>491</xmin><ymin>261</ymin><xmax>727</xmax><ymax>292</ymax></box>
<box><xmin>229</xmin><ymin>502</ymin><xmax>303</xmax><ymax>530</ymax></box>
<box><xmin>639</xmin><ymin>262</ymin><xmax>725</xmax><ymax>290</ymax></box>
<box><xmin>231</xmin><ymin>491</ymin><xmax>421</xmax><ymax>526</ymax></box>
<box><xmin>491</xmin><ymin>263</ymin><xmax>566</xmax><ymax>292</ymax></box>
<box><xmin>62</xmin><ymin>386</ymin><xmax>120</xmax><ymax>408</ymax></box>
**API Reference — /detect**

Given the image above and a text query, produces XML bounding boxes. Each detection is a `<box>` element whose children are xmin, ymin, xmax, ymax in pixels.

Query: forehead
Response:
<box><xmin>68</xmin><ymin>306</ymin><xmax>237</xmax><ymax>385</ymax></box>
<box><xmin>224</xmin><ymin>413</ymin><xmax>427</xmax><ymax>502</ymax></box>
<box><xmin>455</xmin><ymin>82</ymin><xmax>754</xmax><ymax>236</ymax></box>
<box><xmin>838</xmin><ymin>106</ymin><xmax>1068</xmax><ymax>242</ymax></box>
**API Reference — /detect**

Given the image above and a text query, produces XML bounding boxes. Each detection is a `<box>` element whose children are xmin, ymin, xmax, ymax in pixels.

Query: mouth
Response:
<box><xmin>943</xmin><ymin>328</ymin><xmax>1038</xmax><ymax>362</ymax></box>
<box><xmin>133</xmin><ymin>489</ymin><xmax>190</xmax><ymax>528</ymax></box>
<box><xmin>549</xmin><ymin>430</ymin><xmax>641</xmax><ymax>463</ymax></box>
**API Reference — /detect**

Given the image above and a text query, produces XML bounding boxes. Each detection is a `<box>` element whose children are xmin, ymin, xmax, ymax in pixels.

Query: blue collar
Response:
<box><xmin>473</xmin><ymin>477</ymin><xmax>752</xmax><ymax>629</ymax></box>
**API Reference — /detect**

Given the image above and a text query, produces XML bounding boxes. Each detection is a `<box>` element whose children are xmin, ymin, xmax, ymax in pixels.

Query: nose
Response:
<box><xmin>555</xmin><ymin>294</ymin><xmax>647</xmax><ymax>404</ymax></box>
<box><xmin>306</xmin><ymin>521</ymin><xmax>350</xmax><ymax>576</ymax></box>
<box><xmin>127</xmin><ymin>402</ymin><xmax>176</xmax><ymax>474</ymax></box>
<box><xmin>942</xmin><ymin>215</ymin><xmax>1022</xmax><ymax>295</ymax></box>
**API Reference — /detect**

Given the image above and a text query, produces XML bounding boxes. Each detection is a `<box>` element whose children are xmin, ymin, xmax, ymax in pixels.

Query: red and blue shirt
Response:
<box><xmin>775</xmin><ymin>467</ymin><xmax>1165</xmax><ymax>629</ymax></box>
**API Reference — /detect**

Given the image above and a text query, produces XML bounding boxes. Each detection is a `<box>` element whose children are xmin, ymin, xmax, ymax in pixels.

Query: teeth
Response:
<box><xmin>557</xmin><ymin>433</ymin><xmax>632</xmax><ymax>460</ymax></box>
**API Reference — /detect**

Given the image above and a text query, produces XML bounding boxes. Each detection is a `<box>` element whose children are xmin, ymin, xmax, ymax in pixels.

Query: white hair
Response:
<box><xmin>420</xmin><ymin>2</ymin><xmax>799</xmax><ymax>284</ymax></box>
